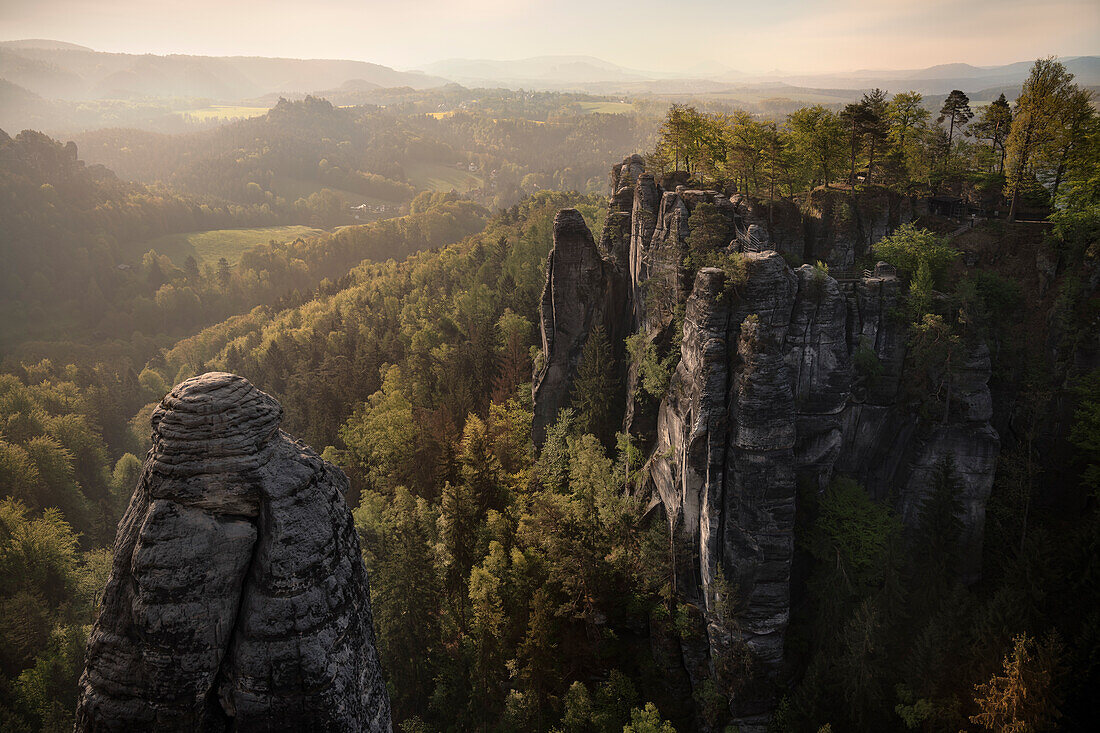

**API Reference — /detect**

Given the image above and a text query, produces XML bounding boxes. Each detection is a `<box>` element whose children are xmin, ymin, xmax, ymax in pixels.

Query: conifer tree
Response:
<box><xmin>862</xmin><ymin>89</ymin><xmax>890</xmax><ymax>181</ymax></box>
<box><xmin>571</xmin><ymin>325</ymin><xmax>618</xmax><ymax>443</ymax></box>
<box><xmin>971</xmin><ymin>633</ymin><xmax>1064</xmax><ymax>732</ymax></box>
<box><xmin>908</xmin><ymin>457</ymin><xmax>964</xmax><ymax>614</ymax></box>
<box><xmin>938</xmin><ymin>89</ymin><xmax>975</xmax><ymax>150</ymax></box>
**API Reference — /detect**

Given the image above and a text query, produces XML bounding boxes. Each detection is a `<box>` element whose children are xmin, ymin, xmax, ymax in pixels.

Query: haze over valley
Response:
<box><xmin>1</xmin><ymin>2</ymin><xmax>1098</xmax><ymax>732</ymax></box>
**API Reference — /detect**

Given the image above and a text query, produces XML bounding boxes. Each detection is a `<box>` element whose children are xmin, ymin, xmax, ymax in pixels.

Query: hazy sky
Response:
<box><xmin>1</xmin><ymin>0</ymin><xmax>1097</xmax><ymax>74</ymax></box>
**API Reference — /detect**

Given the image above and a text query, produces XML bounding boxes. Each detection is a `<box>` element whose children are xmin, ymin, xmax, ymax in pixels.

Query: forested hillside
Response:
<box><xmin>0</xmin><ymin>53</ymin><xmax>1097</xmax><ymax>732</ymax></box>
<box><xmin>72</xmin><ymin>94</ymin><xmax>655</xmax><ymax>213</ymax></box>
<box><xmin>0</xmin><ymin>126</ymin><xmax>488</xmax><ymax>368</ymax></box>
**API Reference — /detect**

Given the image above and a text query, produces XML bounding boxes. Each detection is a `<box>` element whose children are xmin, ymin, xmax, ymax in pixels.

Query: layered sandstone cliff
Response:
<box><xmin>76</xmin><ymin>372</ymin><xmax>391</xmax><ymax>732</ymax></box>
<box><xmin>532</xmin><ymin>157</ymin><xmax>998</xmax><ymax>730</ymax></box>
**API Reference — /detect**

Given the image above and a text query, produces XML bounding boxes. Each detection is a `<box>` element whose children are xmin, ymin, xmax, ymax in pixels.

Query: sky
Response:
<box><xmin>1</xmin><ymin>0</ymin><xmax>1097</xmax><ymax>74</ymax></box>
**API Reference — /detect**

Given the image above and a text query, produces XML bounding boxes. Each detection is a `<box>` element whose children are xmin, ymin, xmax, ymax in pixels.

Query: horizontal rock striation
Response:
<box><xmin>76</xmin><ymin>372</ymin><xmax>391</xmax><ymax>732</ymax></box>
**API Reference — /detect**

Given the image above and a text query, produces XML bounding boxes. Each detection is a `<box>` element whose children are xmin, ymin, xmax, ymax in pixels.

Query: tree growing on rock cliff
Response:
<box><xmin>973</xmin><ymin>93</ymin><xmax>1013</xmax><ymax>174</ymax></box>
<box><xmin>1044</xmin><ymin>87</ymin><xmax>1095</xmax><ymax>203</ymax></box>
<box><xmin>840</xmin><ymin>89</ymin><xmax>890</xmax><ymax>184</ymax></box>
<box><xmin>841</xmin><ymin>100</ymin><xmax>875</xmax><ymax>185</ymax></box>
<box><xmin>887</xmin><ymin>91</ymin><xmax>931</xmax><ymax>179</ymax></box>
<box><xmin>862</xmin><ymin>89</ymin><xmax>890</xmax><ymax>182</ymax></box>
<box><xmin>653</xmin><ymin>104</ymin><xmax>724</xmax><ymax>177</ymax></box>
<box><xmin>760</xmin><ymin>121</ymin><xmax>794</xmax><ymax>199</ymax></box>
<box><xmin>571</xmin><ymin>325</ymin><xmax>619</xmax><ymax>443</ymax></box>
<box><xmin>684</xmin><ymin>202</ymin><xmax>733</xmax><ymax>268</ymax></box>
<box><xmin>1005</xmin><ymin>58</ymin><xmax>1081</xmax><ymax>220</ymax></box>
<box><xmin>786</xmin><ymin>105</ymin><xmax>845</xmax><ymax>189</ymax></box>
<box><xmin>871</xmin><ymin>223</ymin><xmax>959</xmax><ymax>287</ymax></box>
<box><xmin>722</xmin><ymin>111</ymin><xmax>768</xmax><ymax>193</ymax></box>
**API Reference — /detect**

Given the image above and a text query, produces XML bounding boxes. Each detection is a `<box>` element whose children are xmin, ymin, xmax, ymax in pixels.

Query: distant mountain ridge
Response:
<box><xmin>424</xmin><ymin>53</ymin><xmax>1100</xmax><ymax>95</ymax></box>
<box><xmin>0</xmin><ymin>40</ymin><xmax>449</xmax><ymax>101</ymax></box>
<box><xmin>422</xmin><ymin>55</ymin><xmax>678</xmax><ymax>87</ymax></box>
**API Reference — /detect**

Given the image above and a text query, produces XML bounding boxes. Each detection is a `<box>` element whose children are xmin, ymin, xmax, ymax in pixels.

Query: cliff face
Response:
<box><xmin>76</xmin><ymin>372</ymin><xmax>391</xmax><ymax>732</ymax></box>
<box><xmin>533</xmin><ymin>157</ymin><xmax>999</xmax><ymax>729</ymax></box>
<box><xmin>533</xmin><ymin>208</ymin><xmax>629</xmax><ymax>446</ymax></box>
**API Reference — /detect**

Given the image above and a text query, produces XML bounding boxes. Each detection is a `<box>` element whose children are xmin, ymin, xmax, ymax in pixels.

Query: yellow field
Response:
<box><xmin>143</xmin><ymin>225</ymin><xmax>326</xmax><ymax>267</ymax></box>
<box><xmin>577</xmin><ymin>101</ymin><xmax>636</xmax><ymax>114</ymax></box>
<box><xmin>176</xmin><ymin>105</ymin><xmax>270</xmax><ymax>122</ymax></box>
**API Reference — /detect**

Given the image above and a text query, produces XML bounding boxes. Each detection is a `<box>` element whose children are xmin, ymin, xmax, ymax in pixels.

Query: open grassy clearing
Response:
<box><xmin>405</xmin><ymin>162</ymin><xmax>484</xmax><ymax>192</ymax></box>
<box><xmin>577</xmin><ymin>101</ymin><xmax>636</xmax><ymax>114</ymax></box>
<box><xmin>142</xmin><ymin>225</ymin><xmax>325</xmax><ymax>267</ymax></box>
<box><xmin>268</xmin><ymin>175</ymin><xmax>391</xmax><ymax>206</ymax></box>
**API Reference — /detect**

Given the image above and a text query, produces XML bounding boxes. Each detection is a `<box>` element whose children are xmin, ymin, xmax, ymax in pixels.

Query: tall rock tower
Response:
<box><xmin>75</xmin><ymin>372</ymin><xmax>391</xmax><ymax>732</ymax></box>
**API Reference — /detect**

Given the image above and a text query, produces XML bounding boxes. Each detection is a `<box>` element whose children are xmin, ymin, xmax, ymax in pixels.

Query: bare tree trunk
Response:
<box><xmin>1008</xmin><ymin>125</ymin><xmax>1033</xmax><ymax>222</ymax></box>
<box><xmin>1052</xmin><ymin>161</ymin><xmax>1066</xmax><ymax>203</ymax></box>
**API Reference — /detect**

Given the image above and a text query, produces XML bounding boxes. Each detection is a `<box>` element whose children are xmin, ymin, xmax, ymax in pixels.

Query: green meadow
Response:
<box><xmin>143</xmin><ymin>225</ymin><xmax>326</xmax><ymax>267</ymax></box>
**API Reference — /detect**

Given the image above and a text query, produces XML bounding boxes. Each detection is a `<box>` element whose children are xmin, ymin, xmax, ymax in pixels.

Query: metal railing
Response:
<box><xmin>733</xmin><ymin>227</ymin><xmax>767</xmax><ymax>253</ymax></box>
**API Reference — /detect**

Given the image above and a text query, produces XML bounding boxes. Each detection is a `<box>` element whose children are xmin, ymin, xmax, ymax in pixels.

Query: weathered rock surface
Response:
<box><xmin>645</xmin><ymin>255</ymin><xmax>798</xmax><ymax>727</ymax></box>
<box><xmin>786</xmin><ymin>265</ymin><xmax>853</xmax><ymax>488</ymax></box>
<box><xmin>535</xmin><ymin>160</ymin><xmax>999</xmax><ymax>730</ymax></box>
<box><xmin>533</xmin><ymin>209</ymin><xmax>628</xmax><ymax>445</ymax></box>
<box><xmin>75</xmin><ymin>372</ymin><xmax>391</xmax><ymax>732</ymax></box>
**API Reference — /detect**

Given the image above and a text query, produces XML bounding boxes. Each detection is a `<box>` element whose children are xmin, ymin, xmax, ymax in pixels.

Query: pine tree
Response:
<box><xmin>841</xmin><ymin>100</ymin><xmax>874</xmax><ymax>184</ymax></box>
<box><xmin>908</xmin><ymin>457</ymin><xmax>964</xmax><ymax>615</ymax></box>
<box><xmin>938</xmin><ymin>90</ymin><xmax>975</xmax><ymax>151</ymax></box>
<box><xmin>862</xmin><ymin>89</ymin><xmax>890</xmax><ymax>181</ymax></box>
<box><xmin>571</xmin><ymin>325</ymin><xmax>618</xmax><ymax>444</ymax></box>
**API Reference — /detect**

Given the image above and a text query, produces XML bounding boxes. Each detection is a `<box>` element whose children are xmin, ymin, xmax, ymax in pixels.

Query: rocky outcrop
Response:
<box><xmin>646</xmin><ymin>254</ymin><xmax>799</xmax><ymax>727</ymax></box>
<box><xmin>533</xmin><ymin>209</ymin><xmax>628</xmax><ymax>445</ymax></box>
<box><xmin>786</xmin><ymin>264</ymin><xmax>853</xmax><ymax>488</ymax></box>
<box><xmin>535</xmin><ymin>159</ymin><xmax>999</xmax><ymax>729</ymax></box>
<box><xmin>624</xmin><ymin>185</ymin><xmax>736</xmax><ymax>447</ymax></box>
<box><xmin>602</xmin><ymin>154</ymin><xmax>645</xmax><ymax>267</ymax></box>
<box><xmin>630</xmin><ymin>171</ymin><xmax>661</xmax><ymax>328</ymax></box>
<box><xmin>76</xmin><ymin>373</ymin><xmax>391</xmax><ymax>732</ymax></box>
<box><xmin>799</xmin><ymin>187</ymin><xmax>924</xmax><ymax>268</ymax></box>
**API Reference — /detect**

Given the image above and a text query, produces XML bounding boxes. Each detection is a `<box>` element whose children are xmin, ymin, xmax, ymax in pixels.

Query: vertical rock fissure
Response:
<box><xmin>208</xmin><ymin>474</ymin><xmax>268</xmax><ymax>722</ymax></box>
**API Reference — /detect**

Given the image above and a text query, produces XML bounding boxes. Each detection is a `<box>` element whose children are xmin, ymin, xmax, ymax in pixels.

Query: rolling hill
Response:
<box><xmin>0</xmin><ymin>40</ymin><xmax>449</xmax><ymax>101</ymax></box>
